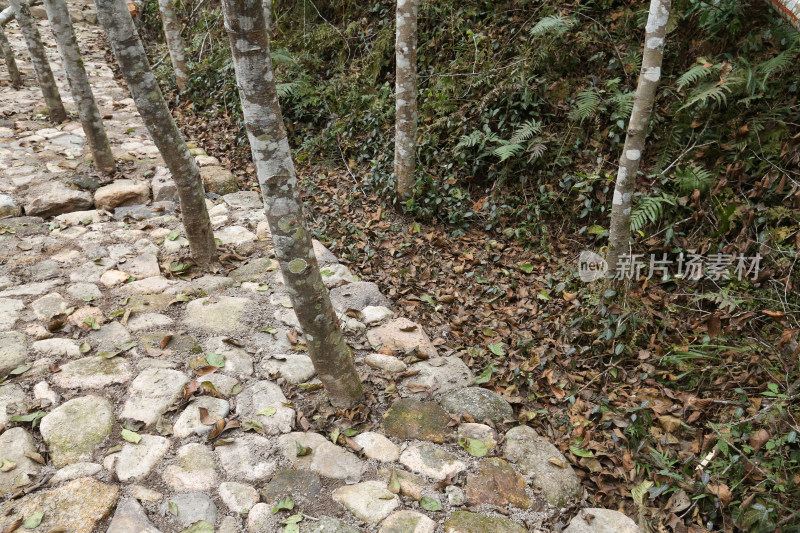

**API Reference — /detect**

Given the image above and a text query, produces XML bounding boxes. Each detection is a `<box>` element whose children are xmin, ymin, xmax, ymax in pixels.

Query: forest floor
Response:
<box><xmin>0</xmin><ymin>4</ymin><xmax>654</xmax><ymax>533</ymax></box>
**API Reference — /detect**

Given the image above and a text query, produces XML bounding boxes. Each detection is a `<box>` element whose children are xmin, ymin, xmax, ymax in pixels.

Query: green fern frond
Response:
<box><xmin>510</xmin><ymin>120</ymin><xmax>542</xmax><ymax>145</ymax></box>
<box><xmin>527</xmin><ymin>142</ymin><xmax>547</xmax><ymax>161</ymax></box>
<box><xmin>630</xmin><ymin>194</ymin><xmax>677</xmax><ymax>233</ymax></box>
<box><xmin>493</xmin><ymin>144</ymin><xmax>524</xmax><ymax>162</ymax></box>
<box><xmin>530</xmin><ymin>15</ymin><xmax>574</xmax><ymax>37</ymax></box>
<box><xmin>680</xmin><ymin>82</ymin><xmax>730</xmax><ymax>110</ymax></box>
<box><xmin>569</xmin><ymin>88</ymin><xmax>601</xmax><ymax>122</ymax></box>
<box><xmin>674</xmin><ymin>166</ymin><xmax>715</xmax><ymax>194</ymax></box>
<box><xmin>277</xmin><ymin>82</ymin><xmax>298</xmax><ymax>98</ymax></box>
<box><xmin>610</xmin><ymin>91</ymin><xmax>634</xmax><ymax>116</ymax></box>
<box><xmin>676</xmin><ymin>61</ymin><xmax>720</xmax><ymax>90</ymax></box>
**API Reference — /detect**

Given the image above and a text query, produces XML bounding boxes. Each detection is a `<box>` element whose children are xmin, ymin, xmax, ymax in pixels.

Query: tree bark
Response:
<box><xmin>0</xmin><ymin>25</ymin><xmax>22</xmax><ymax>88</ymax></box>
<box><xmin>0</xmin><ymin>1</ymin><xmax>42</xmax><ymax>27</ymax></box>
<box><xmin>9</xmin><ymin>0</ymin><xmax>66</xmax><ymax>123</ymax></box>
<box><xmin>766</xmin><ymin>0</ymin><xmax>800</xmax><ymax>32</ymax></box>
<box><xmin>220</xmin><ymin>0</ymin><xmax>364</xmax><ymax>408</ymax></box>
<box><xmin>606</xmin><ymin>0</ymin><xmax>670</xmax><ymax>276</ymax></box>
<box><xmin>43</xmin><ymin>0</ymin><xmax>115</xmax><ymax>173</ymax></box>
<box><xmin>157</xmin><ymin>0</ymin><xmax>188</xmax><ymax>92</ymax></box>
<box><xmin>96</xmin><ymin>0</ymin><xmax>217</xmax><ymax>267</ymax></box>
<box><xmin>394</xmin><ymin>0</ymin><xmax>417</xmax><ymax>201</ymax></box>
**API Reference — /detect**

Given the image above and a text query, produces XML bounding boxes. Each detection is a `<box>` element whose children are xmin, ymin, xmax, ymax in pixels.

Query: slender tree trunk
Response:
<box><xmin>43</xmin><ymin>0</ymin><xmax>115</xmax><ymax>173</ymax></box>
<box><xmin>157</xmin><ymin>0</ymin><xmax>188</xmax><ymax>92</ymax></box>
<box><xmin>96</xmin><ymin>0</ymin><xmax>217</xmax><ymax>267</ymax></box>
<box><xmin>9</xmin><ymin>0</ymin><xmax>66</xmax><ymax>122</ymax></box>
<box><xmin>0</xmin><ymin>1</ymin><xmax>42</xmax><ymax>27</ymax></box>
<box><xmin>606</xmin><ymin>0</ymin><xmax>670</xmax><ymax>276</ymax></box>
<box><xmin>0</xmin><ymin>25</ymin><xmax>22</xmax><ymax>88</ymax></box>
<box><xmin>766</xmin><ymin>0</ymin><xmax>800</xmax><ymax>32</ymax></box>
<box><xmin>394</xmin><ymin>0</ymin><xmax>417</xmax><ymax>201</ymax></box>
<box><xmin>220</xmin><ymin>0</ymin><xmax>364</xmax><ymax>408</ymax></box>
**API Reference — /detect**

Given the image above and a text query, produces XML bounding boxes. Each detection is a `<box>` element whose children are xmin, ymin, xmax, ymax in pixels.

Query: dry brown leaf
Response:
<box><xmin>160</xmin><ymin>334</ymin><xmax>173</xmax><ymax>349</ymax></box>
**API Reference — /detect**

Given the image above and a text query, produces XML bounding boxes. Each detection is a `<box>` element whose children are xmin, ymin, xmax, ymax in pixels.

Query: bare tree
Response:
<box><xmin>606</xmin><ymin>0</ymin><xmax>671</xmax><ymax>276</ymax></box>
<box><xmin>43</xmin><ymin>0</ymin><xmax>115</xmax><ymax>173</ymax></box>
<box><xmin>9</xmin><ymin>0</ymin><xmax>66</xmax><ymax>122</ymax></box>
<box><xmin>220</xmin><ymin>0</ymin><xmax>364</xmax><ymax>407</ymax></box>
<box><xmin>96</xmin><ymin>0</ymin><xmax>217</xmax><ymax>267</ymax></box>
<box><xmin>0</xmin><ymin>25</ymin><xmax>22</xmax><ymax>88</ymax></box>
<box><xmin>394</xmin><ymin>0</ymin><xmax>417</xmax><ymax>201</ymax></box>
<box><xmin>157</xmin><ymin>0</ymin><xmax>188</xmax><ymax>92</ymax></box>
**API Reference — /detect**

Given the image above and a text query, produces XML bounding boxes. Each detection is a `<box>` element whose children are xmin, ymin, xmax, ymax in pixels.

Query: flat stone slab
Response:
<box><xmin>367</xmin><ymin>318</ymin><xmax>437</xmax><ymax>358</ymax></box>
<box><xmin>0</xmin><ymin>477</ymin><xmax>119</xmax><ymax>533</ymax></box>
<box><xmin>112</xmin><ymin>434</ymin><xmax>171</xmax><ymax>482</ymax></box>
<box><xmin>399</xmin><ymin>442</ymin><xmax>467</xmax><ymax>481</ymax></box>
<box><xmin>0</xmin><ymin>383</ymin><xmax>25</xmax><ymax>426</ymax></box>
<box><xmin>563</xmin><ymin>508</ymin><xmax>641</xmax><ymax>533</ymax></box>
<box><xmin>379</xmin><ymin>511</ymin><xmax>437</xmax><ymax>533</ymax></box>
<box><xmin>332</xmin><ymin>480</ymin><xmax>400</xmax><ymax>524</ymax></box>
<box><xmin>235</xmin><ymin>380</ymin><xmax>295</xmax><ymax>435</ymax></box>
<box><xmin>107</xmin><ymin>497</ymin><xmax>162</xmax><ymax>533</ymax></box>
<box><xmin>330</xmin><ymin>281</ymin><xmax>391</xmax><ymax>313</ymax></box>
<box><xmin>40</xmin><ymin>395</ymin><xmax>114</xmax><ymax>466</ymax></box>
<box><xmin>0</xmin><ymin>331</ymin><xmax>27</xmax><ymax>375</ymax></box>
<box><xmin>382</xmin><ymin>398</ymin><xmax>452</xmax><ymax>443</ymax></box>
<box><xmin>503</xmin><ymin>425</ymin><xmax>580</xmax><ymax>506</ymax></box>
<box><xmin>162</xmin><ymin>443</ymin><xmax>218</xmax><ymax>492</ymax></box>
<box><xmin>352</xmin><ymin>432</ymin><xmax>400</xmax><ymax>462</ymax></box>
<box><xmin>218</xmin><ymin>481</ymin><xmax>259</xmax><ymax>513</ymax></box>
<box><xmin>465</xmin><ymin>458</ymin><xmax>531</xmax><ymax>509</ymax></box>
<box><xmin>439</xmin><ymin>387</ymin><xmax>514</xmax><ymax>424</ymax></box>
<box><xmin>163</xmin><ymin>492</ymin><xmax>217</xmax><ymax>527</ymax></box>
<box><xmin>277</xmin><ymin>432</ymin><xmax>365</xmax><ymax>483</ymax></box>
<box><xmin>260</xmin><ymin>469</ymin><xmax>322</xmax><ymax>506</ymax></box>
<box><xmin>0</xmin><ymin>427</ymin><xmax>41</xmax><ymax>497</ymax></box>
<box><xmin>260</xmin><ymin>352</ymin><xmax>316</xmax><ymax>384</ymax></box>
<box><xmin>0</xmin><ymin>298</ymin><xmax>25</xmax><ymax>330</ymax></box>
<box><xmin>215</xmin><ymin>435</ymin><xmax>276</xmax><ymax>483</ymax></box>
<box><xmin>444</xmin><ymin>511</ymin><xmax>527</xmax><ymax>533</ymax></box>
<box><xmin>183</xmin><ymin>296</ymin><xmax>250</xmax><ymax>333</ymax></box>
<box><xmin>25</xmin><ymin>183</ymin><xmax>93</xmax><ymax>217</ymax></box>
<box><xmin>401</xmin><ymin>357</ymin><xmax>473</xmax><ymax>399</ymax></box>
<box><xmin>173</xmin><ymin>397</ymin><xmax>230</xmax><ymax>438</ymax></box>
<box><xmin>51</xmin><ymin>356</ymin><xmax>133</xmax><ymax>389</ymax></box>
<box><xmin>121</xmin><ymin>368</ymin><xmax>190</xmax><ymax>425</ymax></box>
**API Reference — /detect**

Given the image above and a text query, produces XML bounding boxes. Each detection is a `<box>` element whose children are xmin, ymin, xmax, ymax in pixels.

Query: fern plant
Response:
<box><xmin>673</xmin><ymin>166</ymin><xmax>715</xmax><ymax>194</ymax></box>
<box><xmin>529</xmin><ymin>14</ymin><xmax>574</xmax><ymax>38</ymax></box>
<box><xmin>630</xmin><ymin>194</ymin><xmax>677</xmax><ymax>233</ymax></box>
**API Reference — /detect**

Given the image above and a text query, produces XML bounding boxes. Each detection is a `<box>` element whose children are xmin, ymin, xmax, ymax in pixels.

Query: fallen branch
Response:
<box><xmin>0</xmin><ymin>0</ymin><xmax>43</xmax><ymax>27</ymax></box>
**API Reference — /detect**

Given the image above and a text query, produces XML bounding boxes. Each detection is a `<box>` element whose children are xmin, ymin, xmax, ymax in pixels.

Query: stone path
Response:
<box><xmin>0</xmin><ymin>4</ymin><xmax>642</xmax><ymax>533</ymax></box>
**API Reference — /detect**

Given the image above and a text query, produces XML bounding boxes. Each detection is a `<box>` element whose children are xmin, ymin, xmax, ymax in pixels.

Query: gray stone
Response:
<box><xmin>163</xmin><ymin>492</ymin><xmax>218</xmax><ymax>527</ymax></box>
<box><xmin>302</xmin><ymin>517</ymin><xmax>361</xmax><ymax>533</ymax></box>
<box><xmin>127</xmin><ymin>312</ymin><xmax>174</xmax><ymax>332</ymax></box>
<box><xmin>229</xmin><ymin>257</ymin><xmax>278</xmax><ymax>282</ymax></box>
<box><xmin>66</xmin><ymin>283</ymin><xmax>103</xmax><ymax>302</ymax></box>
<box><xmin>121</xmin><ymin>368</ymin><xmax>190</xmax><ymax>425</ymax></box>
<box><xmin>222</xmin><ymin>191</ymin><xmax>263</xmax><ymax>210</ymax></box>
<box><xmin>332</xmin><ymin>480</ymin><xmax>399</xmax><ymax>524</ymax></box>
<box><xmin>124</xmin><ymin>254</ymin><xmax>160</xmax><ymax>279</ymax></box>
<box><xmin>31</xmin><ymin>338</ymin><xmax>80</xmax><ymax>358</ymax></box>
<box><xmin>0</xmin><ymin>427</ymin><xmax>41</xmax><ymax>496</ymax></box>
<box><xmin>30</xmin><ymin>292</ymin><xmax>68</xmax><ymax>320</ymax></box>
<box><xmin>200</xmin><ymin>166</ymin><xmax>239</xmax><ymax>195</ymax></box>
<box><xmin>215</xmin><ymin>435</ymin><xmax>276</xmax><ymax>483</ymax></box>
<box><xmin>0</xmin><ymin>193</ymin><xmax>21</xmax><ymax>217</ymax></box>
<box><xmin>382</xmin><ymin>398</ymin><xmax>453</xmax><ymax>443</ymax></box>
<box><xmin>183</xmin><ymin>296</ymin><xmax>250</xmax><ymax>333</ymax></box>
<box><xmin>113</xmin><ymin>434</ymin><xmax>171</xmax><ymax>482</ymax></box>
<box><xmin>173</xmin><ymin>397</ymin><xmax>230</xmax><ymax>438</ymax></box>
<box><xmin>330</xmin><ymin>282</ymin><xmax>390</xmax><ymax>313</ymax></box>
<box><xmin>0</xmin><ymin>279</ymin><xmax>61</xmax><ymax>297</ymax></box>
<box><xmin>367</xmin><ymin>318</ymin><xmax>438</xmax><ymax>358</ymax></box>
<box><xmin>312</xmin><ymin>240</ymin><xmax>339</xmax><ymax>265</ymax></box>
<box><xmin>94</xmin><ymin>179</ymin><xmax>150</xmax><ymax>211</ymax></box>
<box><xmin>219</xmin><ymin>516</ymin><xmax>239</xmax><ymax>533</ymax></box>
<box><xmin>204</xmin><ymin>337</ymin><xmax>253</xmax><ymax>376</ymax></box>
<box><xmin>247</xmin><ymin>502</ymin><xmax>278</xmax><ymax>532</ymax></box>
<box><xmin>260</xmin><ymin>469</ymin><xmax>322</xmax><ymax>506</ymax></box>
<box><xmin>439</xmin><ymin>387</ymin><xmax>514</xmax><ymax>424</ymax></box>
<box><xmin>0</xmin><ymin>298</ymin><xmax>24</xmax><ymax>330</ymax></box>
<box><xmin>184</xmin><ymin>275</ymin><xmax>236</xmax><ymax>294</ymax></box>
<box><xmin>235</xmin><ymin>380</ymin><xmax>295</xmax><ymax>435</ymax></box>
<box><xmin>40</xmin><ymin>395</ymin><xmax>114</xmax><ymax>466</ymax></box>
<box><xmin>458</xmin><ymin>423</ymin><xmax>497</xmax><ymax>451</ymax></box>
<box><xmin>320</xmin><ymin>263</ymin><xmax>356</xmax><ymax>287</ymax></box>
<box><xmin>216</xmin><ymin>225</ymin><xmax>257</xmax><ymax>245</ymax></box>
<box><xmin>152</xmin><ymin>168</ymin><xmax>178</xmax><ymax>202</ymax></box>
<box><xmin>25</xmin><ymin>183</ymin><xmax>93</xmax><ymax>217</ymax></box>
<box><xmin>398</xmin><ymin>442</ymin><xmax>467</xmax><ymax>481</ymax></box>
<box><xmin>443</xmin><ymin>511</ymin><xmax>527</xmax><ymax>533</ymax></box>
<box><xmin>379</xmin><ymin>511</ymin><xmax>437</xmax><ymax>533</ymax></box>
<box><xmin>88</xmin><ymin>321</ymin><xmax>133</xmax><ymax>352</ymax></box>
<box><xmin>503</xmin><ymin>425</ymin><xmax>580</xmax><ymax>506</ymax></box>
<box><xmin>364</xmin><ymin>353</ymin><xmax>406</xmax><ymax>373</ymax></box>
<box><xmin>260</xmin><ymin>352</ymin><xmax>316</xmax><ymax>384</ymax></box>
<box><xmin>401</xmin><ymin>357</ymin><xmax>474</xmax><ymax>399</ymax></box>
<box><xmin>107</xmin><ymin>497</ymin><xmax>162</xmax><ymax>533</ymax></box>
<box><xmin>277</xmin><ymin>432</ymin><xmax>365</xmax><ymax>483</ymax></box>
<box><xmin>219</xmin><ymin>482</ymin><xmax>259</xmax><ymax>513</ymax></box>
<box><xmin>49</xmin><ymin>462</ymin><xmax>103</xmax><ymax>484</ymax></box>
<box><xmin>0</xmin><ymin>383</ymin><xmax>25</xmax><ymax>426</ymax></box>
<box><xmin>0</xmin><ymin>332</ymin><xmax>31</xmax><ymax>375</ymax></box>
<box><xmin>446</xmin><ymin>485</ymin><xmax>466</xmax><ymax>506</ymax></box>
<box><xmin>563</xmin><ymin>508</ymin><xmax>640</xmax><ymax>533</ymax></box>
<box><xmin>361</xmin><ymin>306</ymin><xmax>394</xmax><ymax>325</ymax></box>
<box><xmin>29</xmin><ymin>260</ymin><xmax>61</xmax><ymax>280</ymax></box>
<box><xmin>52</xmin><ymin>356</ymin><xmax>133</xmax><ymax>389</ymax></box>
<box><xmin>352</xmin><ymin>432</ymin><xmax>400</xmax><ymax>462</ymax></box>
<box><xmin>33</xmin><ymin>381</ymin><xmax>59</xmax><ymax>405</ymax></box>
<box><xmin>162</xmin><ymin>443</ymin><xmax>218</xmax><ymax>492</ymax></box>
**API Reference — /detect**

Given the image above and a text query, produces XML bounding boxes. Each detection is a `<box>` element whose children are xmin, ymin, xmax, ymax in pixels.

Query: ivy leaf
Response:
<box><xmin>23</xmin><ymin>512</ymin><xmax>44</xmax><ymax>529</ymax></box>
<box><xmin>256</xmin><ymin>406</ymin><xmax>277</xmax><ymax>417</ymax></box>
<box><xmin>518</xmin><ymin>262</ymin><xmax>535</xmax><ymax>274</ymax></box>
<box><xmin>474</xmin><ymin>365</ymin><xmax>494</xmax><ymax>384</ymax></box>
<box><xmin>330</xmin><ymin>428</ymin><xmax>340</xmax><ymax>444</ymax></box>
<box><xmin>11</xmin><ymin>411</ymin><xmax>46</xmax><ymax>425</ymax></box>
<box><xmin>121</xmin><ymin>429</ymin><xmax>142</xmax><ymax>444</ymax></box>
<box><xmin>459</xmin><ymin>437</ymin><xmax>488</xmax><ymax>458</ymax></box>
<box><xmin>569</xmin><ymin>445</ymin><xmax>593</xmax><ymax>458</ymax></box>
<box><xmin>242</xmin><ymin>420</ymin><xmax>265</xmax><ymax>434</ymax></box>
<box><xmin>9</xmin><ymin>364</ymin><xmax>31</xmax><ymax>376</ymax></box>
<box><xmin>271</xmin><ymin>497</ymin><xmax>294</xmax><ymax>514</ymax></box>
<box><xmin>488</xmin><ymin>343</ymin><xmax>505</xmax><ymax>356</ymax></box>
<box><xmin>205</xmin><ymin>353</ymin><xmax>226</xmax><ymax>367</ymax></box>
<box><xmin>420</xmin><ymin>497</ymin><xmax>442</xmax><ymax>511</ymax></box>
<box><xmin>1</xmin><ymin>458</ymin><xmax>16</xmax><ymax>472</ymax></box>
<box><xmin>83</xmin><ymin>316</ymin><xmax>100</xmax><ymax>330</ymax></box>
<box><xmin>295</xmin><ymin>442</ymin><xmax>312</xmax><ymax>457</ymax></box>
<box><xmin>166</xmin><ymin>230</ymin><xmax>180</xmax><ymax>241</ymax></box>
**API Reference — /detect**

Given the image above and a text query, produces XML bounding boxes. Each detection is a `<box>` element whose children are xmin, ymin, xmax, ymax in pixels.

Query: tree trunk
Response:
<box><xmin>157</xmin><ymin>0</ymin><xmax>188</xmax><ymax>92</ymax></box>
<box><xmin>766</xmin><ymin>0</ymin><xmax>800</xmax><ymax>32</ymax></box>
<box><xmin>0</xmin><ymin>25</ymin><xmax>22</xmax><ymax>88</ymax></box>
<box><xmin>0</xmin><ymin>1</ymin><xmax>42</xmax><ymax>27</ymax></box>
<box><xmin>606</xmin><ymin>0</ymin><xmax>670</xmax><ymax>276</ymax></box>
<box><xmin>43</xmin><ymin>0</ymin><xmax>115</xmax><ymax>174</ymax></box>
<box><xmin>394</xmin><ymin>0</ymin><xmax>417</xmax><ymax>201</ymax></box>
<box><xmin>9</xmin><ymin>0</ymin><xmax>66</xmax><ymax>122</ymax></box>
<box><xmin>220</xmin><ymin>0</ymin><xmax>364</xmax><ymax>408</ymax></box>
<box><xmin>96</xmin><ymin>0</ymin><xmax>218</xmax><ymax>267</ymax></box>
